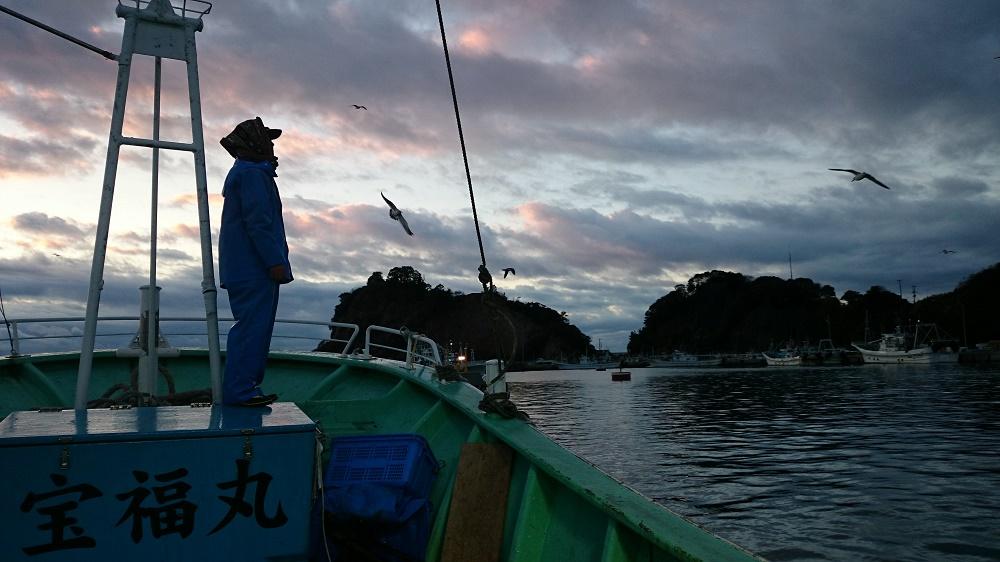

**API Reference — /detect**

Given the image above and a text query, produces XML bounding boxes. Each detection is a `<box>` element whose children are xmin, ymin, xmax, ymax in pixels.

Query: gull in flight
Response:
<box><xmin>380</xmin><ymin>192</ymin><xmax>413</xmax><ymax>236</ymax></box>
<box><xmin>828</xmin><ymin>168</ymin><xmax>890</xmax><ymax>190</ymax></box>
<box><xmin>502</xmin><ymin>267</ymin><xmax>516</xmax><ymax>279</ymax></box>
<box><xmin>352</xmin><ymin>104</ymin><xmax>367</xmax><ymax>110</ymax></box>
<box><xmin>941</xmin><ymin>249</ymin><xmax>957</xmax><ymax>255</ymax></box>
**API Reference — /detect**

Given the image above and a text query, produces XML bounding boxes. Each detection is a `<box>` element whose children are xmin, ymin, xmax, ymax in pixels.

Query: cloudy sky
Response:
<box><xmin>2</xmin><ymin>0</ymin><xmax>999</xmax><ymax>352</ymax></box>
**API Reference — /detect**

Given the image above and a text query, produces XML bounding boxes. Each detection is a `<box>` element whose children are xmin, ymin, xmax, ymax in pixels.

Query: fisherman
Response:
<box><xmin>218</xmin><ymin>117</ymin><xmax>293</xmax><ymax>407</ymax></box>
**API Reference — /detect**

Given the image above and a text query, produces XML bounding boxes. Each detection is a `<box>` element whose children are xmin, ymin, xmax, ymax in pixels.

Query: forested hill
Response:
<box><xmin>628</xmin><ymin>263</ymin><xmax>1000</xmax><ymax>355</ymax></box>
<box><xmin>319</xmin><ymin>266</ymin><xmax>594</xmax><ymax>361</ymax></box>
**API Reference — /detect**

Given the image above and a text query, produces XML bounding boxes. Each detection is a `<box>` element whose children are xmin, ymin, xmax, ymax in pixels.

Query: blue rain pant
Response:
<box><xmin>223</xmin><ymin>278</ymin><xmax>280</xmax><ymax>404</ymax></box>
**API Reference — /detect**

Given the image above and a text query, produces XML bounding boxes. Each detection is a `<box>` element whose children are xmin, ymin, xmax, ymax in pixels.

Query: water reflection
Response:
<box><xmin>508</xmin><ymin>365</ymin><xmax>1000</xmax><ymax>562</ymax></box>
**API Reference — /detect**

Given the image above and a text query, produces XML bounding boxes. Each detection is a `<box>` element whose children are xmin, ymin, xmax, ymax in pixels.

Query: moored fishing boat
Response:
<box><xmin>0</xmin><ymin>2</ymin><xmax>763</xmax><ymax>561</ymax></box>
<box><xmin>852</xmin><ymin>324</ymin><xmax>959</xmax><ymax>364</ymax></box>
<box><xmin>650</xmin><ymin>350</ymin><xmax>723</xmax><ymax>368</ymax></box>
<box><xmin>762</xmin><ymin>350</ymin><xmax>802</xmax><ymax>366</ymax></box>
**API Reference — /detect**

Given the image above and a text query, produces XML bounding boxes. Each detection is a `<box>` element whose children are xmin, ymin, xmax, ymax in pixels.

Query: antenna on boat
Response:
<box><xmin>67</xmin><ymin>0</ymin><xmax>222</xmax><ymax>409</ymax></box>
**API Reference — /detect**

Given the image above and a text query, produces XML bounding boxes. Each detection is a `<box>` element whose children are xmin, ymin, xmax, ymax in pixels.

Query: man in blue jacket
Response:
<box><xmin>218</xmin><ymin>117</ymin><xmax>293</xmax><ymax>406</ymax></box>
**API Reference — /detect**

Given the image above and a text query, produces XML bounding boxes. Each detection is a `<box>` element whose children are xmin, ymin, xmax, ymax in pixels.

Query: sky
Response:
<box><xmin>1</xmin><ymin>0</ymin><xmax>1000</xmax><ymax>353</ymax></box>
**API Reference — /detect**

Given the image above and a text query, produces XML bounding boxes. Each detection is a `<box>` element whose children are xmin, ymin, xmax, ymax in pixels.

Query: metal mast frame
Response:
<box><xmin>75</xmin><ymin>0</ymin><xmax>221</xmax><ymax>409</ymax></box>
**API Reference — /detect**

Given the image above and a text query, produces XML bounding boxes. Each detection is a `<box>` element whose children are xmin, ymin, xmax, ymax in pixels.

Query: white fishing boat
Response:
<box><xmin>762</xmin><ymin>350</ymin><xmax>802</xmax><ymax>366</ymax></box>
<box><xmin>852</xmin><ymin>323</ymin><xmax>959</xmax><ymax>364</ymax></box>
<box><xmin>649</xmin><ymin>351</ymin><xmax>723</xmax><ymax>368</ymax></box>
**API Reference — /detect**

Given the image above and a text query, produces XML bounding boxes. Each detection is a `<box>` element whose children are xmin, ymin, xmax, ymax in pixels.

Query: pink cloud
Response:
<box><xmin>167</xmin><ymin>223</ymin><xmax>202</xmax><ymax>242</ymax></box>
<box><xmin>458</xmin><ymin>27</ymin><xmax>492</xmax><ymax>55</ymax></box>
<box><xmin>10</xmin><ymin>212</ymin><xmax>93</xmax><ymax>252</ymax></box>
<box><xmin>513</xmin><ymin>202</ymin><xmax>653</xmax><ymax>272</ymax></box>
<box><xmin>168</xmin><ymin>193</ymin><xmax>223</xmax><ymax>209</ymax></box>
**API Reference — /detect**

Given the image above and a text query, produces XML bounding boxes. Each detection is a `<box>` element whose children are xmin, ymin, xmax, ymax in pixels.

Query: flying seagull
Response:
<box><xmin>352</xmin><ymin>104</ymin><xmax>367</xmax><ymax>110</ymax></box>
<box><xmin>380</xmin><ymin>192</ymin><xmax>413</xmax><ymax>236</ymax></box>
<box><xmin>502</xmin><ymin>267</ymin><xmax>516</xmax><ymax>279</ymax></box>
<box><xmin>941</xmin><ymin>249</ymin><xmax>957</xmax><ymax>255</ymax></box>
<box><xmin>828</xmin><ymin>168</ymin><xmax>890</xmax><ymax>190</ymax></box>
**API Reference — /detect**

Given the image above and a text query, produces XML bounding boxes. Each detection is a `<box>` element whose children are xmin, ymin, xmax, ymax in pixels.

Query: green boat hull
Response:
<box><xmin>0</xmin><ymin>349</ymin><xmax>762</xmax><ymax>561</ymax></box>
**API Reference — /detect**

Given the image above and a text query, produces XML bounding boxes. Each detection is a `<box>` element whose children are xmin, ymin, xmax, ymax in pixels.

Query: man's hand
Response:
<box><xmin>268</xmin><ymin>264</ymin><xmax>288</xmax><ymax>282</ymax></box>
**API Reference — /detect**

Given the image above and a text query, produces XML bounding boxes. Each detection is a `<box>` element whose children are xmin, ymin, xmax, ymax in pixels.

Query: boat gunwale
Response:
<box><xmin>0</xmin><ymin>348</ymin><xmax>763</xmax><ymax>561</ymax></box>
<box><xmin>259</xmin><ymin>350</ymin><xmax>762</xmax><ymax>560</ymax></box>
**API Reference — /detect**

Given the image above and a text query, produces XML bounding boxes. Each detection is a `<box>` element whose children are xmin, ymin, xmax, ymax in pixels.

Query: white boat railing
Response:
<box><xmin>362</xmin><ymin>325</ymin><xmax>443</xmax><ymax>366</ymax></box>
<box><xmin>2</xmin><ymin>317</ymin><xmax>447</xmax><ymax>368</ymax></box>
<box><xmin>1</xmin><ymin>316</ymin><xmax>360</xmax><ymax>357</ymax></box>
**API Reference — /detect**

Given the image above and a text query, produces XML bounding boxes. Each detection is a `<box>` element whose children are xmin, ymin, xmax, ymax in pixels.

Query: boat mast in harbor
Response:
<box><xmin>66</xmin><ymin>0</ymin><xmax>222</xmax><ymax>408</ymax></box>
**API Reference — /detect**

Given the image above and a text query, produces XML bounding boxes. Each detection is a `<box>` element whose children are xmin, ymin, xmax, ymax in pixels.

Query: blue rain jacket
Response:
<box><xmin>218</xmin><ymin>159</ymin><xmax>293</xmax><ymax>288</ymax></box>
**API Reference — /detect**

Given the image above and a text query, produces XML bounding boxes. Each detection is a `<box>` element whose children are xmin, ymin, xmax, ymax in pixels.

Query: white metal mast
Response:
<box><xmin>75</xmin><ymin>0</ymin><xmax>221</xmax><ymax>409</ymax></box>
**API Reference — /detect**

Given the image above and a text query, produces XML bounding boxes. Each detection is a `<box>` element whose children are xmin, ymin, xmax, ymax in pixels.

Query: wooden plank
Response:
<box><xmin>440</xmin><ymin>442</ymin><xmax>514</xmax><ymax>562</ymax></box>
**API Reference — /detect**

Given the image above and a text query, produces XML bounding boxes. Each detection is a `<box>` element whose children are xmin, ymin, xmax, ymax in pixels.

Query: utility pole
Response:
<box><xmin>911</xmin><ymin>285</ymin><xmax>917</xmax><ymax>304</ymax></box>
<box><xmin>788</xmin><ymin>252</ymin><xmax>794</xmax><ymax>280</ymax></box>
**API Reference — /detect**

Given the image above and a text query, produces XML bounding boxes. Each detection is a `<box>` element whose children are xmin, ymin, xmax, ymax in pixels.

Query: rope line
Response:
<box><xmin>434</xmin><ymin>1</ymin><xmax>525</xmax><ymax>412</ymax></box>
<box><xmin>434</xmin><ymin>0</ymin><xmax>487</xmax><ymax>270</ymax></box>
<box><xmin>0</xmin><ymin>284</ymin><xmax>13</xmax><ymax>355</ymax></box>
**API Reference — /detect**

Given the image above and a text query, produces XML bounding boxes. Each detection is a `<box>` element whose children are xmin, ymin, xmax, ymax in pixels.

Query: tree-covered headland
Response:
<box><xmin>627</xmin><ymin>262</ymin><xmax>1000</xmax><ymax>354</ymax></box>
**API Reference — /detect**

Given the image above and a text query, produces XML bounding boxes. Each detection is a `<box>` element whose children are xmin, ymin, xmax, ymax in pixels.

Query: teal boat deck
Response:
<box><xmin>0</xmin><ymin>349</ymin><xmax>762</xmax><ymax>561</ymax></box>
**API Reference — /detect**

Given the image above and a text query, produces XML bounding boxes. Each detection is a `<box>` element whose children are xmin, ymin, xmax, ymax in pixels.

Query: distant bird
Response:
<box><xmin>51</xmin><ymin>253</ymin><xmax>61</xmax><ymax>257</ymax></box>
<box><xmin>502</xmin><ymin>267</ymin><xmax>516</xmax><ymax>279</ymax></box>
<box><xmin>380</xmin><ymin>192</ymin><xmax>413</xmax><ymax>236</ymax></box>
<box><xmin>828</xmin><ymin>168</ymin><xmax>891</xmax><ymax>190</ymax></box>
<box><xmin>478</xmin><ymin>264</ymin><xmax>493</xmax><ymax>292</ymax></box>
<box><xmin>941</xmin><ymin>249</ymin><xmax>958</xmax><ymax>255</ymax></box>
<box><xmin>352</xmin><ymin>104</ymin><xmax>367</xmax><ymax>110</ymax></box>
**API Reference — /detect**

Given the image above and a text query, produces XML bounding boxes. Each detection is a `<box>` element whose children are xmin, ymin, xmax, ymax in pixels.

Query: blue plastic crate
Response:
<box><xmin>325</xmin><ymin>434</ymin><xmax>438</xmax><ymax>498</ymax></box>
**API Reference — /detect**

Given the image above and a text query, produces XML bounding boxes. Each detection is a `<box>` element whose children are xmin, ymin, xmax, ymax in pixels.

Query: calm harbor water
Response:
<box><xmin>507</xmin><ymin>364</ymin><xmax>1000</xmax><ymax>562</ymax></box>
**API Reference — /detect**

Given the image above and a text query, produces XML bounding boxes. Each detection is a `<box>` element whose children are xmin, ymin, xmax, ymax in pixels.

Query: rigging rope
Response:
<box><xmin>434</xmin><ymin>0</ymin><xmax>489</xmax><ymax>283</ymax></box>
<box><xmin>433</xmin><ymin>2</ymin><xmax>533</xmax><ymax>423</ymax></box>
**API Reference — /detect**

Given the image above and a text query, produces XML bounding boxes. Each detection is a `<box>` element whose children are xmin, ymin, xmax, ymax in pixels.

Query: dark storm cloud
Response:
<box><xmin>6</xmin><ymin>1</ymin><xmax>1000</xmax><ymax>165</ymax></box>
<box><xmin>932</xmin><ymin>177</ymin><xmax>990</xmax><ymax>198</ymax></box>
<box><xmin>0</xmin><ymin>134</ymin><xmax>99</xmax><ymax>177</ymax></box>
<box><xmin>545</xmin><ymin>1</ymin><xmax>1000</xmax><ymax>129</ymax></box>
<box><xmin>508</xmin><ymin>173</ymin><xmax>1000</xmax><ymax>292</ymax></box>
<box><xmin>571</xmin><ymin>180</ymin><xmax>719</xmax><ymax>219</ymax></box>
<box><xmin>11</xmin><ymin>212</ymin><xmax>89</xmax><ymax>238</ymax></box>
<box><xmin>0</xmin><ymin>1</ymin><xmax>117</xmax><ymax>94</ymax></box>
<box><xmin>499</xmin><ymin>125</ymin><xmax>792</xmax><ymax>164</ymax></box>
